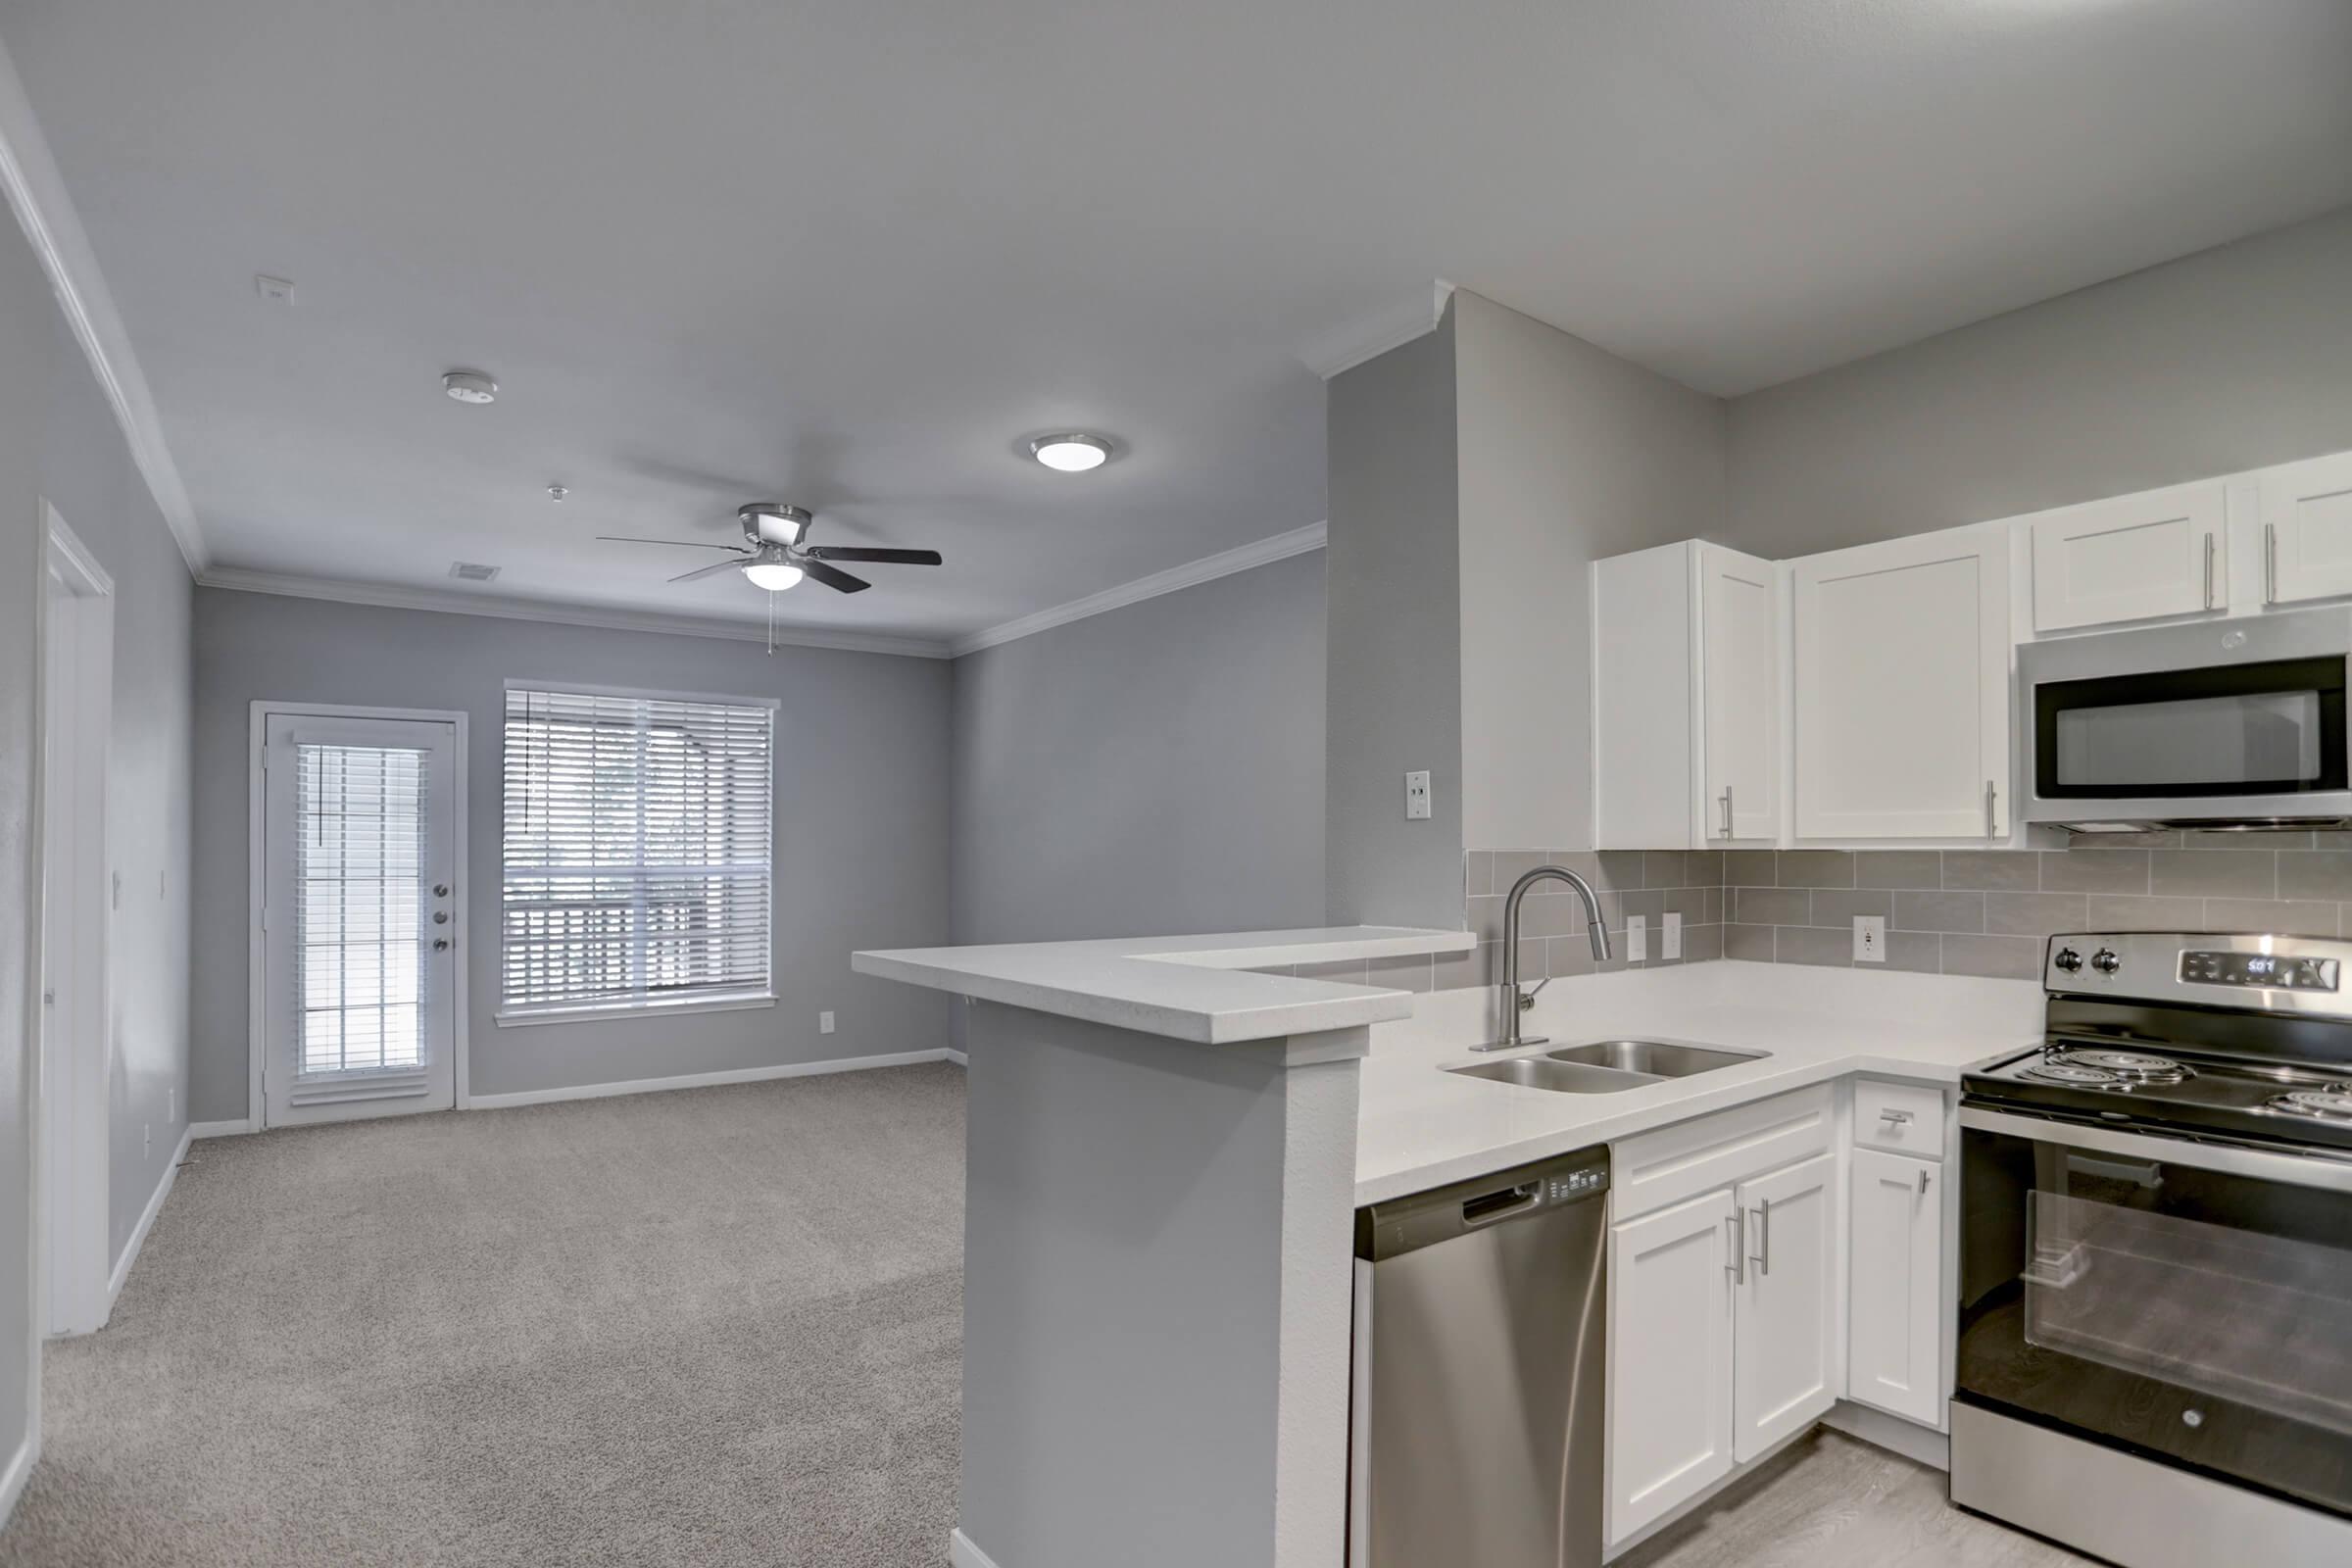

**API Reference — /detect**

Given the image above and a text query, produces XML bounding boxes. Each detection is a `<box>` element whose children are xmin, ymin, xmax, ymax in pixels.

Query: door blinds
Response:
<box><xmin>502</xmin><ymin>688</ymin><xmax>773</xmax><ymax>1016</ymax></box>
<box><xmin>296</xmin><ymin>743</ymin><xmax>428</xmax><ymax>1073</ymax></box>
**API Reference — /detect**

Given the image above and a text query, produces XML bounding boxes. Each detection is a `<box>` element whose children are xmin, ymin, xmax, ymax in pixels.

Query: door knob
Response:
<box><xmin>433</xmin><ymin>884</ymin><xmax>451</xmax><ymax>898</ymax></box>
<box><xmin>433</xmin><ymin>910</ymin><xmax>450</xmax><ymax>925</ymax></box>
<box><xmin>432</xmin><ymin>938</ymin><xmax>451</xmax><ymax>952</ymax></box>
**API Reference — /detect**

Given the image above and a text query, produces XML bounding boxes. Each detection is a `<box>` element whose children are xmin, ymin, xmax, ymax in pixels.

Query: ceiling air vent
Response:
<box><xmin>448</xmin><ymin>562</ymin><xmax>501</xmax><ymax>582</ymax></box>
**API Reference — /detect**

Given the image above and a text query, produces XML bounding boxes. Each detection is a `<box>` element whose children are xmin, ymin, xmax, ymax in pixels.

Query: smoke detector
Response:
<box><xmin>442</xmin><ymin>369</ymin><xmax>498</xmax><ymax>405</ymax></box>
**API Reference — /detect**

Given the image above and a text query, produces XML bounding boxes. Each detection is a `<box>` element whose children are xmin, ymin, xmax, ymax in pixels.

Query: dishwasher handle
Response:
<box><xmin>1356</xmin><ymin>1146</ymin><xmax>1611</xmax><ymax>1261</ymax></box>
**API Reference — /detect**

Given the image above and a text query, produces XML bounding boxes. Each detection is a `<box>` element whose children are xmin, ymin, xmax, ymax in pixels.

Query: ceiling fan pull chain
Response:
<box><xmin>766</xmin><ymin>589</ymin><xmax>776</xmax><ymax>656</ymax></box>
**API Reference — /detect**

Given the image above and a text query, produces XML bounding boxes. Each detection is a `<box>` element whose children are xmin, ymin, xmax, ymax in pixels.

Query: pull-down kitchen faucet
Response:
<box><xmin>1471</xmin><ymin>865</ymin><xmax>1611</xmax><ymax>1052</ymax></box>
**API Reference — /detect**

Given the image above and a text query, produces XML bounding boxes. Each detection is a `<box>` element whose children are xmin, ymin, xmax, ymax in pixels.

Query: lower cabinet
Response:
<box><xmin>1606</xmin><ymin>1151</ymin><xmax>1839</xmax><ymax>1546</ymax></box>
<box><xmin>1847</xmin><ymin>1146</ymin><xmax>1944</xmax><ymax>1427</ymax></box>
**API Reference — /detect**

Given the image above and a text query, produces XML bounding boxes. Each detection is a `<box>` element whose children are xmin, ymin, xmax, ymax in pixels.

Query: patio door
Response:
<box><xmin>260</xmin><ymin>713</ymin><xmax>460</xmax><ymax>1126</ymax></box>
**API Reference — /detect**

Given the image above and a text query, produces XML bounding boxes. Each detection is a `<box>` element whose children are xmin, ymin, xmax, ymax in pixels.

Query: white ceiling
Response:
<box><xmin>7</xmin><ymin>0</ymin><xmax>2350</xmax><ymax>644</ymax></box>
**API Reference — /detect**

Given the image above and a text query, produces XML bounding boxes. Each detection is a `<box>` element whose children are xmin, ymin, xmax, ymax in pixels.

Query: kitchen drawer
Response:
<box><xmin>1853</xmin><ymin>1079</ymin><xmax>1945</xmax><ymax>1160</ymax></box>
<box><xmin>1610</xmin><ymin>1086</ymin><xmax>1834</xmax><ymax>1223</ymax></box>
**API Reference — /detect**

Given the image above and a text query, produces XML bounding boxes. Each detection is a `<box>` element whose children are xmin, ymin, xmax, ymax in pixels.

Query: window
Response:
<box><xmin>500</xmin><ymin>686</ymin><xmax>773</xmax><ymax>1019</ymax></box>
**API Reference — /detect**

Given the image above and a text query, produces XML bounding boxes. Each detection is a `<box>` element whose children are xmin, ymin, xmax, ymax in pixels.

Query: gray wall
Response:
<box><xmin>950</xmin><ymin>550</ymin><xmax>1326</xmax><ymax>947</ymax></box>
<box><xmin>1</xmin><ymin>187</ymin><xmax>193</xmax><ymax>1487</ymax></box>
<box><xmin>1326</xmin><ymin>306</ymin><xmax>1464</xmax><ymax>929</ymax></box>
<box><xmin>1454</xmin><ymin>290</ymin><xmax>1726</xmax><ymax>853</ymax></box>
<box><xmin>188</xmin><ymin>589</ymin><xmax>954</xmax><ymax>1115</ymax></box>
<box><xmin>1726</xmin><ymin>207</ymin><xmax>2352</xmax><ymax>558</ymax></box>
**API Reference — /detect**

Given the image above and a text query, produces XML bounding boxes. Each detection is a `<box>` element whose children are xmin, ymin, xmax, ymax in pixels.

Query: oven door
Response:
<box><xmin>2020</xmin><ymin>611</ymin><xmax>2352</xmax><ymax>826</ymax></box>
<box><xmin>1958</xmin><ymin>1105</ymin><xmax>2352</xmax><ymax>1518</ymax></box>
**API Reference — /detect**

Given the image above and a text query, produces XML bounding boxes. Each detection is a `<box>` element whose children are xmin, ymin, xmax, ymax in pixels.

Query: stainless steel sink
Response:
<box><xmin>1448</xmin><ymin>1056</ymin><xmax>1658</xmax><ymax>1094</ymax></box>
<box><xmin>1544</xmin><ymin>1039</ymin><xmax>1766</xmax><ymax>1078</ymax></box>
<box><xmin>1447</xmin><ymin>1038</ymin><xmax>1767</xmax><ymax>1095</ymax></box>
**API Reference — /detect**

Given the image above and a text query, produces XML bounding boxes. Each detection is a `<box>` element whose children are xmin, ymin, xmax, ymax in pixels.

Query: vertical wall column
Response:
<box><xmin>956</xmin><ymin>1002</ymin><xmax>1364</xmax><ymax>1568</ymax></box>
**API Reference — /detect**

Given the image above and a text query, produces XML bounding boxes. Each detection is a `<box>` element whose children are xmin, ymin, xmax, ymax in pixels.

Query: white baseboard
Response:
<box><xmin>1823</xmin><ymin>1399</ymin><xmax>1949</xmax><ymax>1471</ymax></box>
<box><xmin>945</xmin><ymin>1048</ymin><xmax>968</xmax><ymax>1066</ymax></box>
<box><xmin>188</xmin><ymin>1118</ymin><xmax>255</xmax><ymax>1139</ymax></box>
<box><xmin>466</xmin><ymin>1048</ymin><xmax>960</xmax><ymax>1110</ymax></box>
<box><xmin>0</xmin><ymin>1431</ymin><xmax>32</xmax><ymax>1536</ymax></box>
<box><xmin>102</xmin><ymin>1126</ymin><xmax>191</xmax><ymax>1319</ymax></box>
<box><xmin>949</xmin><ymin>1529</ymin><xmax>1003</xmax><ymax>1568</ymax></box>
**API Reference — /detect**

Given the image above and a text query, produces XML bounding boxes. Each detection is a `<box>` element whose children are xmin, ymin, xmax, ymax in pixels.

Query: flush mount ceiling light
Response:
<box><xmin>1029</xmin><ymin>432</ymin><xmax>1112</xmax><ymax>472</ymax></box>
<box><xmin>442</xmin><ymin>369</ymin><xmax>498</xmax><ymax>405</ymax></box>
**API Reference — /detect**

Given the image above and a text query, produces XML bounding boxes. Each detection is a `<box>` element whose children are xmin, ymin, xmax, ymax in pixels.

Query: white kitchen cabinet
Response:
<box><xmin>1593</xmin><ymin>541</ymin><xmax>1781</xmax><ymax>848</ymax></box>
<box><xmin>1847</xmin><ymin>1146</ymin><xmax>1944</xmax><ymax>1428</ymax></box>
<box><xmin>2028</xmin><ymin>479</ymin><xmax>2226</xmax><ymax>632</ymax></box>
<box><xmin>1791</xmin><ymin>522</ymin><xmax>2011</xmax><ymax>840</ymax></box>
<box><xmin>1732</xmin><ymin>1152</ymin><xmax>1838</xmax><ymax>1461</ymax></box>
<box><xmin>2259</xmin><ymin>450</ymin><xmax>2352</xmax><ymax>607</ymax></box>
<box><xmin>1607</xmin><ymin>1187</ymin><xmax>1737</xmax><ymax>1545</ymax></box>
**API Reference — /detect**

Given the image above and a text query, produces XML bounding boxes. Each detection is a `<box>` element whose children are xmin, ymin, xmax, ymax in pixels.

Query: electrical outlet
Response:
<box><xmin>819</xmin><ymin>1010</ymin><xmax>836</xmax><ymax>1035</ymax></box>
<box><xmin>1854</xmin><ymin>913</ymin><xmax>1886</xmax><ymax>963</ymax></box>
<box><xmin>1662</xmin><ymin>911</ymin><xmax>1682</xmax><ymax>960</ymax></box>
<box><xmin>1626</xmin><ymin>914</ymin><xmax>1646</xmax><ymax>963</ymax></box>
<box><xmin>1404</xmin><ymin>770</ymin><xmax>1432</xmax><ymax>820</ymax></box>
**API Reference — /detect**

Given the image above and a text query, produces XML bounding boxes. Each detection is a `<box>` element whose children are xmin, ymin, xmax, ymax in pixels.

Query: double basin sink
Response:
<box><xmin>1449</xmin><ymin>1038</ymin><xmax>1765</xmax><ymax>1094</ymax></box>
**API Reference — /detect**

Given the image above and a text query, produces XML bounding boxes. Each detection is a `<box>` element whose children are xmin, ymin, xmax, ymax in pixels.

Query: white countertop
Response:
<box><xmin>852</xmin><ymin>925</ymin><xmax>1478</xmax><ymax>1045</ymax></box>
<box><xmin>1354</xmin><ymin>960</ymin><xmax>2044</xmax><ymax>1205</ymax></box>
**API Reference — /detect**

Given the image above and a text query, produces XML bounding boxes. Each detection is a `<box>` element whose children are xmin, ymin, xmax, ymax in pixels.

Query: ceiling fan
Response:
<box><xmin>599</xmin><ymin>503</ymin><xmax>943</xmax><ymax>595</ymax></box>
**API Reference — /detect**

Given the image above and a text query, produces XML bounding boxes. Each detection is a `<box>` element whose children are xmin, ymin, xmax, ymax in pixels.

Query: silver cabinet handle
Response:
<box><xmin>1880</xmin><ymin>1107</ymin><xmax>1913</xmax><ymax>1124</ymax></box>
<box><xmin>1751</xmin><ymin>1200</ymin><xmax>1771</xmax><ymax>1277</ymax></box>
<box><xmin>1917</xmin><ymin>1167</ymin><xmax>1931</xmax><ymax>1197</ymax></box>
<box><xmin>1719</xmin><ymin>784</ymin><xmax>1735</xmax><ymax>840</ymax></box>
<box><xmin>2204</xmin><ymin>532</ymin><xmax>2216</xmax><ymax>610</ymax></box>
<box><xmin>2266</xmin><ymin>522</ymin><xmax>2278</xmax><ymax>604</ymax></box>
<box><xmin>1984</xmin><ymin>779</ymin><xmax>1998</xmax><ymax>842</ymax></box>
<box><xmin>1725</xmin><ymin>1211</ymin><xmax>1745</xmax><ymax>1285</ymax></box>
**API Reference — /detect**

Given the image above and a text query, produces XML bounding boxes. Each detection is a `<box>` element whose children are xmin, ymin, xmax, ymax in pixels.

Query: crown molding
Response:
<box><xmin>0</xmin><ymin>32</ymin><xmax>206</xmax><ymax>570</ymax></box>
<box><xmin>1298</xmin><ymin>280</ymin><xmax>1455</xmax><ymax>380</ymax></box>
<box><xmin>949</xmin><ymin>522</ymin><xmax>1326</xmax><ymax>658</ymax></box>
<box><xmin>196</xmin><ymin>567</ymin><xmax>955</xmax><ymax>659</ymax></box>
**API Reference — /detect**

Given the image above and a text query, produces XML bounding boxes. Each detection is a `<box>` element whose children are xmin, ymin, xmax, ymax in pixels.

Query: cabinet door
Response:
<box><xmin>1594</xmin><ymin>543</ymin><xmax>1698</xmax><ymax>849</ymax></box>
<box><xmin>1607</xmin><ymin>1188</ymin><xmax>1737</xmax><ymax>1546</ymax></box>
<box><xmin>1698</xmin><ymin>544</ymin><xmax>1781</xmax><ymax>843</ymax></box>
<box><xmin>1732</xmin><ymin>1152</ymin><xmax>1838</xmax><ymax>1461</ymax></box>
<box><xmin>2029</xmin><ymin>479</ymin><xmax>2225</xmax><ymax>631</ymax></box>
<box><xmin>2262</xmin><ymin>450</ymin><xmax>2352</xmax><ymax>607</ymax></box>
<box><xmin>1847</xmin><ymin>1147</ymin><xmax>1943</xmax><ymax>1428</ymax></box>
<box><xmin>1791</xmin><ymin>523</ymin><xmax>2010</xmax><ymax>839</ymax></box>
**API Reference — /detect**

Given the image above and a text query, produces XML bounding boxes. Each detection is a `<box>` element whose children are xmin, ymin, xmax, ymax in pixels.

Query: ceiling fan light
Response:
<box><xmin>743</xmin><ymin>561</ymin><xmax>805</xmax><ymax>592</ymax></box>
<box><xmin>1030</xmin><ymin>433</ymin><xmax>1111</xmax><ymax>472</ymax></box>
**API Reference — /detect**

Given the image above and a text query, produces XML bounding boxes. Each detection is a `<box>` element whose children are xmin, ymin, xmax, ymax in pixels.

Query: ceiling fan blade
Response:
<box><xmin>801</xmin><ymin>546</ymin><xmax>943</xmax><ymax>565</ymax></box>
<box><xmin>599</xmin><ymin>535</ymin><xmax>746</xmax><ymax>551</ymax></box>
<box><xmin>668</xmin><ymin>558</ymin><xmax>748</xmax><ymax>583</ymax></box>
<box><xmin>799</xmin><ymin>559</ymin><xmax>872</xmax><ymax>594</ymax></box>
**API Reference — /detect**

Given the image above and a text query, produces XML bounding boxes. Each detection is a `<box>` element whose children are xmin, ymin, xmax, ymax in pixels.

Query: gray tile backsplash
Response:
<box><xmin>1395</xmin><ymin>835</ymin><xmax>2352</xmax><ymax>996</ymax></box>
<box><xmin>1721</xmin><ymin>835</ymin><xmax>2352</xmax><ymax>977</ymax></box>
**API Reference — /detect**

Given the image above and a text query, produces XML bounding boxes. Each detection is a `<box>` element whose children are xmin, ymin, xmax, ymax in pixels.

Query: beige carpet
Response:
<box><xmin>3</xmin><ymin>1063</ymin><xmax>965</xmax><ymax>1568</ymax></box>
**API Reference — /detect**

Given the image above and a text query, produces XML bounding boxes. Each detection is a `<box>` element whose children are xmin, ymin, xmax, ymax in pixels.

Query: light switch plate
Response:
<box><xmin>1404</xmin><ymin>770</ymin><xmax>1432</xmax><ymax>820</ymax></box>
<box><xmin>819</xmin><ymin>1010</ymin><xmax>836</xmax><ymax>1035</ymax></box>
<box><xmin>1662</xmin><ymin>911</ymin><xmax>1682</xmax><ymax>960</ymax></box>
<box><xmin>1626</xmin><ymin>914</ymin><xmax>1646</xmax><ymax>963</ymax></box>
<box><xmin>1854</xmin><ymin>914</ymin><xmax>1886</xmax><ymax>963</ymax></box>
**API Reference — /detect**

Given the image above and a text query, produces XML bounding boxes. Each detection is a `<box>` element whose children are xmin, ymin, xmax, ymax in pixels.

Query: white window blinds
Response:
<box><xmin>502</xmin><ymin>687</ymin><xmax>773</xmax><ymax>1017</ymax></box>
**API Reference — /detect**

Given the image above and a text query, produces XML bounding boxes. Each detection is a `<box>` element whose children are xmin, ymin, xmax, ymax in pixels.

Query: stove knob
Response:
<box><xmin>2053</xmin><ymin>947</ymin><xmax>2083</xmax><ymax>973</ymax></box>
<box><xmin>2091</xmin><ymin>949</ymin><xmax>2121</xmax><ymax>975</ymax></box>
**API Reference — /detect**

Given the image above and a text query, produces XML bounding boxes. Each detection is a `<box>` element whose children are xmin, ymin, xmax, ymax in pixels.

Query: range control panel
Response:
<box><xmin>2180</xmin><ymin>950</ymin><xmax>2341</xmax><ymax>991</ymax></box>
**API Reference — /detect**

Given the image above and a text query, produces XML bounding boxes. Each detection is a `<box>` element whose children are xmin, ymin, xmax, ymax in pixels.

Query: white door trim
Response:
<box><xmin>246</xmin><ymin>702</ymin><xmax>470</xmax><ymax>1127</ymax></box>
<box><xmin>34</xmin><ymin>500</ymin><xmax>114</xmax><ymax>1340</ymax></box>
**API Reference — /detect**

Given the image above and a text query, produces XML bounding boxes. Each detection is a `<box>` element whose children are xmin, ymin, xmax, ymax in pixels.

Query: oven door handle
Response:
<box><xmin>1962</xmin><ymin>1105</ymin><xmax>2352</xmax><ymax>1195</ymax></box>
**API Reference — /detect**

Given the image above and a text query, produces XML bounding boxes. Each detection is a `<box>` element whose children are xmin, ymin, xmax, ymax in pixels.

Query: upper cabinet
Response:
<box><xmin>1790</xmin><ymin>524</ymin><xmax>2010</xmax><ymax>840</ymax></box>
<box><xmin>2261</xmin><ymin>450</ymin><xmax>2352</xmax><ymax>607</ymax></box>
<box><xmin>2028</xmin><ymin>479</ymin><xmax>2227</xmax><ymax>632</ymax></box>
<box><xmin>1593</xmin><ymin>542</ymin><xmax>1780</xmax><ymax>849</ymax></box>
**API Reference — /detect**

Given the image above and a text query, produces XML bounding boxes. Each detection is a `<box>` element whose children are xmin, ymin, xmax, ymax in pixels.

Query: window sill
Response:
<box><xmin>494</xmin><ymin>994</ymin><xmax>777</xmax><ymax>1028</ymax></box>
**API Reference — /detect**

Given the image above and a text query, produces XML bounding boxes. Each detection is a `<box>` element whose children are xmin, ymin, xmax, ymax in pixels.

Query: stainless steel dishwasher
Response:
<box><xmin>1351</xmin><ymin>1146</ymin><xmax>1608</xmax><ymax>1568</ymax></box>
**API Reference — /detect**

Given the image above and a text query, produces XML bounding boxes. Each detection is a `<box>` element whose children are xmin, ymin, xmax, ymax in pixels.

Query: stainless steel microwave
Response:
<box><xmin>2019</xmin><ymin>609</ymin><xmax>2352</xmax><ymax>831</ymax></box>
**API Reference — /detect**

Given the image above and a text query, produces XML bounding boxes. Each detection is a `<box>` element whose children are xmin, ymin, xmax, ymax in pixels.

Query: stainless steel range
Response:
<box><xmin>1953</xmin><ymin>932</ymin><xmax>2352</xmax><ymax>1567</ymax></box>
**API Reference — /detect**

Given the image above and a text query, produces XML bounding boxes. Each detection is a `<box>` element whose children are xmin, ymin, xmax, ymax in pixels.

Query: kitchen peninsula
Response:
<box><xmin>856</xmin><ymin>930</ymin><xmax>2045</xmax><ymax>1568</ymax></box>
